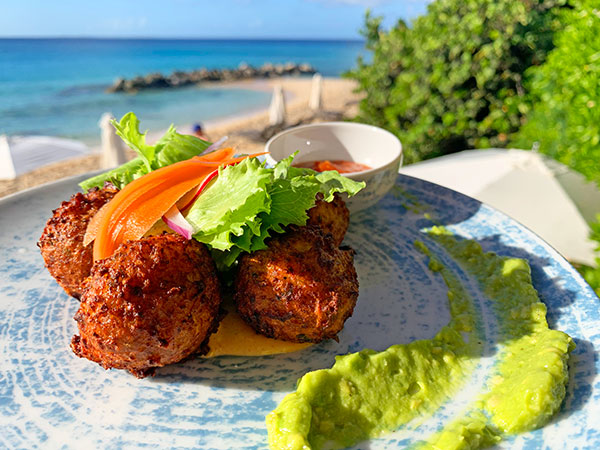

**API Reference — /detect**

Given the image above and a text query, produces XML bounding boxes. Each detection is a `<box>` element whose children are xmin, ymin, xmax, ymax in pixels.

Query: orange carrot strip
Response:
<box><xmin>175</xmin><ymin>184</ymin><xmax>203</xmax><ymax>211</ymax></box>
<box><xmin>85</xmin><ymin>152</ymin><xmax>270</xmax><ymax>247</ymax></box>
<box><xmin>89</xmin><ymin>154</ymin><xmax>264</xmax><ymax>261</ymax></box>
<box><xmin>204</xmin><ymin>151</ymin><xmax>269</xmax><ymax>165</ymax></box>
<box><xmin>92</xmin><ymin>163</ymin><xmax>215</xmax><ymax>261</ymax></box>
<box><xmin>197</xmin><ymin>147</ymin><xmax>235</xmax><ymax>162</ymax></box>
<box><xmin>84</xmin><ymin>201</ymin><xmax>110</xmax><ymax>247</ymax></box>
<box><xmin>85</xmin><ymin>159</ymin><xmax>230</xmax><ymax>246</ymax></box>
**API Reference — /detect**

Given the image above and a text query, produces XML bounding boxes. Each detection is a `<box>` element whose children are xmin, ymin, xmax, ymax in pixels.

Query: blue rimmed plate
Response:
<box><xmin>0</xmin><ymin>174</ymin><xmax>598</xmax><ymax>449</ymax></box>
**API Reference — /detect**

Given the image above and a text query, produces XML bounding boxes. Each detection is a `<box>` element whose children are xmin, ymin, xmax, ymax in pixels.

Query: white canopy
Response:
<box><xmin>0</xmin><ymin>134</ymin><xmax>90</xmax><ymax>180</ymax></box>
<box><xmin>399</xmin><ymin>148</ymin><xmax>600</xmax><ymax>266</ymax></box>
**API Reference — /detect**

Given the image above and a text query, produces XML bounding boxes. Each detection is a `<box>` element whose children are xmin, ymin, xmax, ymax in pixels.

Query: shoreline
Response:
<box><xmin>145</xmin><ymin>78</ymin><xmax>301</xmax><ymax>142</ymax></box>
<box><xmin>0</xmin><ymin>76</ymin><xmax>362</xmax><ymax>198</ymax></box>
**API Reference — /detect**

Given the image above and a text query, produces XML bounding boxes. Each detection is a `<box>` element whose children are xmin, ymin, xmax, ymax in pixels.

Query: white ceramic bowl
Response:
<box><xmin>265</xmin><ymin>122</ymin><xmax>403</xmax><ymax>212</ymax></box>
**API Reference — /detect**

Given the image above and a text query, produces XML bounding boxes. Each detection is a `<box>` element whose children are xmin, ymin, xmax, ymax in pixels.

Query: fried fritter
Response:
<box><xmin>306</xmin><ymin>193</ymin><xmax>349</xmax><ymax>246</ymax></box>
<box><xmin>71</xmin><ymin>234</ymin><xmax>222</xmax><ymax>378</ymax></box>
<box><xmin>234</xmin><ymin>226</ymin><xmax>358</xmax><ymax>343</ymax></box>
<box><xmin>38</xmin><ymin>186</ymin><xmax>118</xmax><ymax>299</ymax></box>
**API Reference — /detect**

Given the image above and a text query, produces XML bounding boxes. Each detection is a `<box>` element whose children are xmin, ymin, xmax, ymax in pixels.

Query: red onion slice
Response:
<box><xmin>201</xmin><ymin>136</ymin><xmax>229</xmax><ymax>155</ymax></box>
<box><xmin>162</xmin><ymin>205</ymin><xmax>194</xmax><ymax>240</ymax></box>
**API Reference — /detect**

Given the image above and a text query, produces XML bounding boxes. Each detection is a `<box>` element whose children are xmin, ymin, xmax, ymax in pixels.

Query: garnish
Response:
<box><xmin>82</xmin><ymin>113</ymin><xmax>366</xmax><ymax>269</ymax></box>
<box><xmin>85</xmin><ymin>151</ymin><xmax>265</xmax><ymax>261</ymax></box>
<box><xmin>162</xmin><ymin>205</ymin><xmax>194</xmax><ymax>240</ymax></box>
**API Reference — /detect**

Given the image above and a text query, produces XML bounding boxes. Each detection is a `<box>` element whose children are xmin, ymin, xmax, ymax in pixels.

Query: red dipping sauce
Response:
<box><xmin>294</xmin><ymin>160</ymin><xmax>371</xmax><ymax>174</ymax></box>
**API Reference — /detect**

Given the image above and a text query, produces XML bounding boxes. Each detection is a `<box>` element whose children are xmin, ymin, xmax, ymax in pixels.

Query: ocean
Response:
<box><xmin>0</xmin><ymin>39</ymin><xmax>365</xmax><ymax>143</ymax></box>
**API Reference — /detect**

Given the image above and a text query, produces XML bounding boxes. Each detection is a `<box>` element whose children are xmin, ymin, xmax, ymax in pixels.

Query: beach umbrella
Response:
<box><xmin>309</xmin><ymin>73</ymin><xmax>323</xmax><ymax>112</ymax></box>
<box><xmin>99</xmin><ymin>113</ymin><xmax>127</xmax><ymax>169</ymax></box>
<box><xmin>268</xmin><ymin>84</ymin><xmax>286</xmax><ymax>126</ymax></box>
<box><xmin>399</xmin><ymin>148</ymin><xmax>600</xmax><ymax>266</ymax></box>
<box><xmin>0</xmin><ymin>135</ymin><xmax>16</xmax><ymax>179</ymax></box>
<box><xmin>0</xmin><ymin>134</ymin><xmax>89</xmax><ymax>180</ymax></box>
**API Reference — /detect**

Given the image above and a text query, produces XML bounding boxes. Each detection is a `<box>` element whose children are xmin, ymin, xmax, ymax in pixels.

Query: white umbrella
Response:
<box><xmin>99</xmin><ymin>113</ymin><xmax>127</xmax><ymax>169</ymax></box>
<box><xmin>309</xmin><ymin>73</ymin><xmax>323</xmax><ymax>112</ymax></box>
<box><xmin>268</xmin><ymin>84</ymin><xmax>286</xmax><ymax>126</ymax></box>
<box><xmin>0</xmin><ymin>135</ymin><xmax>16</xmax><ymax>179</ymax></box>
<box><xmin>399</xmin><ymin>148</ymin><xmax>600</xmax><ymax>266</ymax></box>
<box><xmin>0</xmin><ymin>134</ymin><xmax>89</xmax><ymax>180</ymax></box>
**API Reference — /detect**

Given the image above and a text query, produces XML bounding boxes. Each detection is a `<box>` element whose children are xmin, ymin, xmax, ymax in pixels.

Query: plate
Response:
<box><xmin>1</xmin><ymin>174</ymin><xmax>598</xmax><ymax>449</ymax></box>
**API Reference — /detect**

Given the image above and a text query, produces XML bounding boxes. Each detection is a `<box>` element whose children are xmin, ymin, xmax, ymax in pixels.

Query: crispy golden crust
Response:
<box><xmin>37</xmin><ymin>187</ymin><xmax>118</xmax><ymax>299</ymax></box>
<box><xmin>306</xmin><ymin>193</ymin><xmax>349</xmax><ymax>246</ymax></box>
<box><xmin>234</xmin><ymin>226</ymin><xmax>358</xmax><ymax>343</ymax></box>
<box><xmin>71</xmin><ymin>234</ymin><xmax>222</xmax><ymax>378</ymax></box>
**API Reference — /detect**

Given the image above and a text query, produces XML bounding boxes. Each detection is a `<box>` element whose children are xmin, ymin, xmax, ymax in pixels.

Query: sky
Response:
<box><xmin>0</xmin><ymin>0</ymin><xmax>431</xmax><ymax>39</ymax></box>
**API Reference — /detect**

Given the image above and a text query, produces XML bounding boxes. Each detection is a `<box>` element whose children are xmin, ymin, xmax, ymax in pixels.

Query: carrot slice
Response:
<box><xmin>198</xmin><ymin>147</ymin><xmax>235</xmax><ymax>162</ymax></box>
<box><xmin>92</xmin><ymin>162</ymin><xmax>215</xmax><ymax>261</ymax></box>
<box><xmin>83</xmin><ymin>201</ymin><xmax>110</xmax><ymax>247</ymax></box>
<box><xmin>83</xmin><ymin>162</ymin><xmax>220</xmax><ymax>247</ymax></box>
<box><xmin>88</xmin><ymin>151</ymin><xmax>268</xmax><ymax>261</ymax></box>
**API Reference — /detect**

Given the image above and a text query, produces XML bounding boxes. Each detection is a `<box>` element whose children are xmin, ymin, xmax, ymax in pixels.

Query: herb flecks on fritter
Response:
<box><xmin>234</xmin><ymin>226</ymin><xmax>359</xmax><ymax>343</ymax></box>
<box><xmin>71</xmin><ymin>234</ymin><xmax>222</xmax><ymax>378</ymax></box>
<box><xmin>38</xmin><ymin>186</ymin><xmax>118</xmax><ymax>299</ymax></box>
<box><xmin>306</xmin><ymin>192</ymin><xmax>349</xmax><ymax>246</ymax></box>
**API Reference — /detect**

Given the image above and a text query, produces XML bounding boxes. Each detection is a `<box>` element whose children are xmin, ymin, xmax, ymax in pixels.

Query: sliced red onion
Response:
<box><xmin>201</xmin><ymin>136</ymin><xmax>229</xmax><ymax>155</ymax></box>
<box><xmin>163</xmin><ymin>205</ymin><xmax>194</xmax><ymax>240</ymax></box>
<box><xmin>178</xmin><ymin>168</ymin><xmax>220</xmax><ymax>212</ymax></box>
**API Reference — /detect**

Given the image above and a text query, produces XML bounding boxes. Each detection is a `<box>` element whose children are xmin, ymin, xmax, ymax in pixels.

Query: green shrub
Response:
<box><xmin>513</xmin><ymin>0</ymin><xmax>600</xmax><ymax>294</ymax></box>
<box><xmin>581</xmin><ymin>216</ymin><xmax>600</xmax><ymax>296</ymax></box>
<box><xmin>346</xmin><ymin>0</ymin><xmax>565</xmax><ymax>164</ymax></box>
<box><xmin>513</xmin><ymin>0</ymin><xmax>600</xmax><ymax>183</ymax></box>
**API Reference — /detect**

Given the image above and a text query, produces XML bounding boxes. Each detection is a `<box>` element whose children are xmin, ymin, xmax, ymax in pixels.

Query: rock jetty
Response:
<box><xmin>106</xmin><ymin>62</ymin><xmax>317</xmax><ymax>93</ymax></box>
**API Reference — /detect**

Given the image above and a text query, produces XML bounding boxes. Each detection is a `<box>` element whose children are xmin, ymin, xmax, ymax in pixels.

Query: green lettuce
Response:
<box><xmin>79</xmin><ymin>112</ymin><xmax>211</xmax><ymax>191</ymax></box>
<box><xmin>186</xmin><ymin>154</ymin><xmax>365</xmax><ymax>270</ymax></box>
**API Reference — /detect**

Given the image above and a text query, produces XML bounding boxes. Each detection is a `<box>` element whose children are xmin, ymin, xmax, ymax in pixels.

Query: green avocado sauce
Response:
<box><xmin>266</xmin><ymin>227</ymin><xmax>574</xmax><ymax>450</ymax></box>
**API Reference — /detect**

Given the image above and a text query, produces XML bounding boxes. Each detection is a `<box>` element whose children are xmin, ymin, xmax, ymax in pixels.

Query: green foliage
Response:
<box><xmin>346</xmin><ymin>0</ymin><xmax>565</xmax><ymax>164</ymax></box>
<box><xmin>512</xmin><ymin>0</ymin><xmax>600</xmax><ymax>295</ymax></box>
<box><xmin>577</xmin><ymin>215</ymin><xmax>600</xmax><ymax>296</ymax></box>
<box><xmin>513</xmin><ymin>0</ymin><xmax>600</xmax><ymax>184</ymax></box>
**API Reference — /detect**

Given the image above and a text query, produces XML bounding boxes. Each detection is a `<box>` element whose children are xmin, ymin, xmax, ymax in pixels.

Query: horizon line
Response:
<box><xmin>0</xmin><ymin>36</ymin><xmax>365</xmax><ymax>42</ymax></box>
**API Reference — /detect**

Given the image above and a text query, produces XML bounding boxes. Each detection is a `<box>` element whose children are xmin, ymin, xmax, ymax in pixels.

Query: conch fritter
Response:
<box><xmin>38</xmin><ymin>186</ymin><xmax>118</xmax><ymax>299</ymax></box>
<box><xmin>71</xmin><ymin>234</ymin><xmax>222</xmax><ymax>378</ymax></box>
<box><xmin>306</xmin><ymin>193</ymin><xmax>349</xmax><ymax>246</ymax></box>
<box><xmin>234</xmin><ymin>226</ymin><xmax>358</xmax><ymax>343</ymax></box>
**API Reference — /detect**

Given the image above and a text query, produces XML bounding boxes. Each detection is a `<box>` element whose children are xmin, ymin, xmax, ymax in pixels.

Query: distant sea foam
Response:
<box><xmin>0</xmin><ymin>38</ymin><xmax>365</xmax><ymax>143</ymax></box>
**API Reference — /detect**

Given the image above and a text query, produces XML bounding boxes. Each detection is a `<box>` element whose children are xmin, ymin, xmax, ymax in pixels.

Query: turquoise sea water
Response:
<box><xmin>0</xmin><ymin>38</ymin><xmax>365</xmax><ymax>142</ymax></box>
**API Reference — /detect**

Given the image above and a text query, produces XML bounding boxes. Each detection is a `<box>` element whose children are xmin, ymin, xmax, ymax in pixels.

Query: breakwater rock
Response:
<box><xmin>106</xmin><ymin>62</ymin><xmax>317</xmax><ymax>93</ymax></box>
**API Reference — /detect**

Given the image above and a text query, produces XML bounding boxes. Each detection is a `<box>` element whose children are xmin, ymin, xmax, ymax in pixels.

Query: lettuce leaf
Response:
<box><xmin>185</xmin><ymin>158</ymin><xmax>272</xmax><ymax>251</ymax></box>
<box><xmin>186</xmin><ymin>153</ymin><xmax>365</xmax><ymax>269</ymax></box>
<box><xmin>111</xmin><ymin>112</ymin><xmax>157</xmax><ymax>172</ymax></box>
<box><xmin>79</xmin><ymin>112</ymin><xmax>211</xmax><ymax>191</ymax></box>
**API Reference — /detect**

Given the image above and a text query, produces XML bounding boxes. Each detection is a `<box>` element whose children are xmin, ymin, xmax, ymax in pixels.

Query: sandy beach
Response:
<box><xmin>0</xmin><ymin>76</ymin><xmax>362</xmax><ymax>199</ymax></box>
